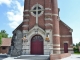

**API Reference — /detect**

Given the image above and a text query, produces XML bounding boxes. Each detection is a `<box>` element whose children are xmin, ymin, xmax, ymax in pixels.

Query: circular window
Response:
<box><xmin>31</xmin><ymin>4</ymin><xmax>44</xmax><ymax>17</ymax></box>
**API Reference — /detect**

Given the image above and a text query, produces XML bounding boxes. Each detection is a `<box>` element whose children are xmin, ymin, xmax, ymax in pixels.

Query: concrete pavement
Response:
<box><xmin>61</xmin><ymin>54</ymin><xmax>80</xmax><ymax>60</ymax></box>
<box><xmin>0</xmin><ymin>54</ymin><xmax>80</xmax><ymax>60</ymax></box>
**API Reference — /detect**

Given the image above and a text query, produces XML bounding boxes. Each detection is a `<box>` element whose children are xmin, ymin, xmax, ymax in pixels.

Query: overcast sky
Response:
<box><xmin>0</xmin><ymin>0</ymin><xmax>80</xmax><ymax>44</ymax></box>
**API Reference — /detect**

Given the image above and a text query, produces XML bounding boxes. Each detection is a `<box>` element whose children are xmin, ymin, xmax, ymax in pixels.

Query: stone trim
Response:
<box><xmin>50</xmin><ymin>48</ymin><xmax>73</xmax><ymax>50</ymax></box>
<box><xmin>60</xmin><ymin>48</ymin><xmax>73</xmax><ymax>50</ymax></box>
<box><xmin>63</xmin><ymin>41</ymin><xmax>69</xmax><ymax>43</ymax></box>
<box><xmin>45</xmin><ymin>18</ymin><xmax>52</xmax><ymax>21</ymax></box>
<box><xmin>45</xmin><ymin>23</ymin><xmax>53</xmax><ymax>27</ymax></box>
<box><xmin>44</xmin><ymin>44</ymin><xmax>53</xmax><ymax>46</ymax></box>
<box><xmin>22</xmin><ymin>30</ymin><xmax>28</xmax><ymax>33</ymax></box>
<box><xmin>45</xmin><ymin>8</ymin><xmax>51</xmax><ymax>10</ymax></box>
<box><xmin>45</xmin><ymin>13</ymin><xmax>52</xmax><ymax>15</ymax></box>
<box><xmin>52</xmin><ymin>14</ymin><xmax>58</xmax><ymax>16</ymax></box>
<box><xmin>22</xmin><ymin>25</ymin><xmax>29</xmax><ymax>27</ymax></box>
<box><xmin>23</xmin><ymin>14</ymin><xmax>29</xmax><ymax>17</ymax></box>
<box><xmin>53</xmin><ymin>34</ymin><xmax>72</xmax><ymax>37</ymax></box>
<box><xmin>53</xmin><ymin>48</ymin><xmax>73</xmax><ymax>51</ymax></box>
<box><xmin>60</xmin><ymin>35</ymin><xmax>72</xmax><ymax>37</ymax></box>
<box><xmin>24</xmin><ymin>10</ymin><xmax>29</xmax><ymax>12</ymax></box>
<box><xmin>53</xmin><ymin>48</ymin><xmax>60</xmax><ymax>50</ymax></box>
<box><xmin>31</xmin><ymin>4</ymin><xmax>44</xmax><ymax>17</ymax></box>
<box><xmin>53</xmin><ymin>44</ymin><xmax>60</xmax><ymax>46</ymax></box>
<box><xmin>70</xmin><ymin>44</ymin><xmax>73</xmax><ymax>46</ymax></box>
<box><xmin>23</xmin><ymin>19</ymin><xmax>29</xmax><ymax>22</ymax></box>
<box><xmin>53</xmin><ymin>34</ymin><xmax>60</xmax><ymax>37</ymax></box>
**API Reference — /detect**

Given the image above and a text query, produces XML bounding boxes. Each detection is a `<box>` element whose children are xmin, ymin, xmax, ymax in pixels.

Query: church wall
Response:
<box><xmin>60</xmin><ymin>37</ymin><xmax>73</xmax><ymax>48</ymax></box>
<box><xmin>59</xmin><ymin>21</ymin><xmax>73</xmax><ymax>53</ymax></box>
<box><xmin>22</xmin><ymin>28</ymin><xmax>53</xmax><ymax>55</ymax></box>
<box><xmin>59</xmin><ymin>21</ymin><xmax>72</xmax><ymax>35</ymax></box>
<box><xmin>10</xmin><ymin>30</ymin><xmax>23</xmax><ymax>56</ymax></box>
<box><xmin>28</xmin><ymin>0</ymin><xmax>45</xmax><ymax>30</ymax></box>
<box><xmin>22</xmin><ymin>0</ymin><xmax>54</xmax><ymax>55</ymax></box>
<box><xmin>10</xmin><ymin>0</ymin><xmax>74</xmax><ymax>56</ymax></box>
<box><xmin>51</xmin><ymin>0</ymin><xmax>61</xmax><ymax>54</ymax></box>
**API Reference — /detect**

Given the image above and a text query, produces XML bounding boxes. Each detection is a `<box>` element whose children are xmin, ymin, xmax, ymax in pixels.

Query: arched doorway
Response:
<box><xmin>64</xmin><ymin>43</ymin><xmax>68</xmax><ymax>53</ymax></box>
<box><xmin>31</xmin><ymin>35</ymin><xmax>44</xmax><ymax>55</ymax></box>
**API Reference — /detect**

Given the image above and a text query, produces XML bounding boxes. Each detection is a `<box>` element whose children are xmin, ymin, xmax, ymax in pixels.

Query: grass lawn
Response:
<box><xmin>74</xmin><ymin>52</ymin><xmax>80</xmax><ymax>54</ymax></box>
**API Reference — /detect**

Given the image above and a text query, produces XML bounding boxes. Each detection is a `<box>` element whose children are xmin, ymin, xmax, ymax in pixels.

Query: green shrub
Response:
<box><xmin>73</xmin><ymin>48</ymin><xmax>79</xmax><ymax>53</ymax></box>
<box><xmin>0</xmin><ymin>36</ymin><xmax>2</xmax><ymax>46</ymax></box>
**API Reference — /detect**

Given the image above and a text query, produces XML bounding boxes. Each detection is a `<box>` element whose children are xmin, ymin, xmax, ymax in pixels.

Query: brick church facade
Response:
<box><xmin>10</xmin><ymin>0</ymin><xmax>73</xmax><ymax>56</ymax></box>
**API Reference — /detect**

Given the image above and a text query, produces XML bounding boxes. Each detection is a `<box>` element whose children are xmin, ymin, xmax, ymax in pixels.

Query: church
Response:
<box><xmin>10</xmin><ymin>0</ymin><xmax>73</xmax><ymax>56</ymax></box>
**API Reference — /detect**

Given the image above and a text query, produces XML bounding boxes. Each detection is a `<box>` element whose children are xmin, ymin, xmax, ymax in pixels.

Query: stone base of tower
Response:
<box><xmin>61</xmin><ymin>50</ymin><xmax>74</xmax><ymax>54</ymax></box>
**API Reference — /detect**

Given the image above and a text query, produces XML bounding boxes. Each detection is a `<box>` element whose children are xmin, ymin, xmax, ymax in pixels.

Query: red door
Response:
<box><xmin>64</xmin><ymin>43</ymin><xmax>68</xmax><ymax>53</ymax></box>
<box><xmin>31</xmin><ymin>35</ymin><xmax>43</xmax><ymax>55</ymax></box>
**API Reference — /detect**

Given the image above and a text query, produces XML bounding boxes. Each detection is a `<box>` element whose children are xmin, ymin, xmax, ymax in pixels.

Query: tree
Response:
<box><xmin>0</xmin><ymin>35</ymin><xmax>2</xmax><ymax>46</ymax></box>
<box><xmin>73</xmin><ymin>44</ymin><xmax>75</xmax><ymax>46</ymax></box>
<box><xmin>78</xmin><ymin>42</ymin><xmax>80</xmax><ymax>46</ymax></box>
<box><xmin>0</xmin><ymin>30</ymin><xmax>8</xmax><ymax>38</ymax></box>
<box><xmin>0</xmin><ymin>30</ymin><xmax>8</xmax><ymax>46</ymax></box>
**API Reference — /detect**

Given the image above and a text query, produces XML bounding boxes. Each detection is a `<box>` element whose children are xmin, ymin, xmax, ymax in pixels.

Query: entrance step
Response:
<box><xmin>14</xmin><ymin>55</ymin><xmax>50</xmax><ymax>60</ymax></box>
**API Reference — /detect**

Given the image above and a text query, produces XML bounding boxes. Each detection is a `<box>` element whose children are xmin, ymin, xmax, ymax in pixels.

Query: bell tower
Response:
<box><xmin>23</xmin><ymin>0</ymin><xmax>53</xmax><ymax>30</ymax></box>
<box><xmin>52</xmin><ymin>0</ymin><xmax>60</xmax><ymax>54</ymax></box>
<box><xmin>23</xmin><ymin>0</ymin><xmax>60</xmax><ymax>54</ymax></box>
<box><xmin>22</xmin><ymin>0</ymin><xmax>60</xmax><ymax>54</ymax></box>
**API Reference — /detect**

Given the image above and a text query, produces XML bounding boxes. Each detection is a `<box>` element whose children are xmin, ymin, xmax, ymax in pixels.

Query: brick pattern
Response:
<box><xmin>0</xmin><ymin>47</ymin><xmax>9</xmax><ymax>54</ymax></box>
<box><xmin>50</xmin><ymin>53</ymin><xmax>71</xmax><ymax>60</ymax></box>
<box><xmin>23</xmin><ymin>0</ymin><xmax>30</xmax><ymax>30</ymax></box>
<box><xmin>28</xmin><ymin>0</ymin><xmax>45</xmax><ymax>30</ymax></box>
<box><xmin>10</xmin><ymin>0</ymin><xmax>73</xmax><ymax>56</ymax></box>
<box><xmin>52</xmin><ymin>0</ymin><xmax>60</xmax><ymax>54</ymax></box>
<box><xmin>59</xmin><ymin>20</ymin><xmax>73</xmax><ymax>53</ymax></box>
<box><xmin>44</xmin><ymin>0</ymin><xmax>52</xmax><ymax>30</ymax></box>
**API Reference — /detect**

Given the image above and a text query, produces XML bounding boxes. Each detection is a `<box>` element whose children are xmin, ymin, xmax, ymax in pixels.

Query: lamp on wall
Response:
<box><xmin>45</xmin><ymin>33</ymin><xmax>50</xmax><ymax>42</ymax></box>
<box><xmin>22</xmin><ymin>35</ymin><xmax>28</xmax><ymax>42</ymax></box>
<box><xmin>45</xmin><ymin>37</ymin><xmax>50</xmax><ymax>42</ymax></box>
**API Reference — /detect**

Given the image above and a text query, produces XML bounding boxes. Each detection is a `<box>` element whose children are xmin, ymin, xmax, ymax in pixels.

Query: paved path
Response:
<box><xmin>0</xmin><ymin>54</ymin><xmax>80</xmax><ymax>60</ymax></box>
<box><xmin>62</xmin><ymin>54</ymin><xmax>80</xmax><ymax>60</ymax></box>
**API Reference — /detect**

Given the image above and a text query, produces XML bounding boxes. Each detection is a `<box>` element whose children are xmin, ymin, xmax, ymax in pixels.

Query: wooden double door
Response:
<box><xmin>31</xmin><ymin>35</ymin><xmax>44</xmax><ymax>55</ymax></box>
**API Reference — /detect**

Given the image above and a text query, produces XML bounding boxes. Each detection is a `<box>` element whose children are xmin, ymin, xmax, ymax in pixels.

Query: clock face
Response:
<box><xmin>31</xmin><ymin>4</ymin><xmax>44</xmax><ymax>17</ymax></box>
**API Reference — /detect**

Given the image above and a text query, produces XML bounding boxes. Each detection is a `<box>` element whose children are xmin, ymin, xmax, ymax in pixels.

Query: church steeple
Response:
<box><xmin>23</xmin><ymin>0</ymin><xmax>61</xmax><ymax>54</ymax></box>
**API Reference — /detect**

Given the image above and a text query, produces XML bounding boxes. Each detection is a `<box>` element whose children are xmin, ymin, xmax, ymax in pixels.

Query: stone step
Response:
<box><xmin>14</xmin><ymin>55</ymin><xmax>50</xmax><ymax>60</ymax></box>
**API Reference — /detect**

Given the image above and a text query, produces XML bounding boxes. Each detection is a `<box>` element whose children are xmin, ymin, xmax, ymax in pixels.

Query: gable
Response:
<box><xmin>59</xmin><ymin>20</ymin><xmax>73</xmax><ymax>35</ymax></box>
<box><xmin>13</xmin><ymin>22</ymin><xmax>23</xmax><ymax>33</ymax></box>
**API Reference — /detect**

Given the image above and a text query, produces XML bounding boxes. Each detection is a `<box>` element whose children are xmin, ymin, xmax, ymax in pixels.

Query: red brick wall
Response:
<box><xmin>59</xmin><ymin>20</ymin><xmax>72</xmax><ymax>35</ymax></box>
<box><xmin>23</xmin><ymin>0</ymin><xmax>53</xmax><ymax>30</ymax></box>
<box><xmin>0</xmin><ymin>46</ymin><xmax>9</xmax><ymax>54</ymax></box>
<box><xmin>50</xmin><ymin>53</ymin><xmax>71</xmax><ymax>60</ymax></box>
<box><xmin>60</xmin><ymin>37</ymin><xmax>73</xmax><ymax>48</ymax></box>
<box><xmin>59</xmin><ymin>20</ymin><xmax>73</xmax><ymax>52</ymax></box>
<box><xmin>28</xmin><ymin>0</ymin><xmax>45</xmax><ymax>30</ymax></box>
